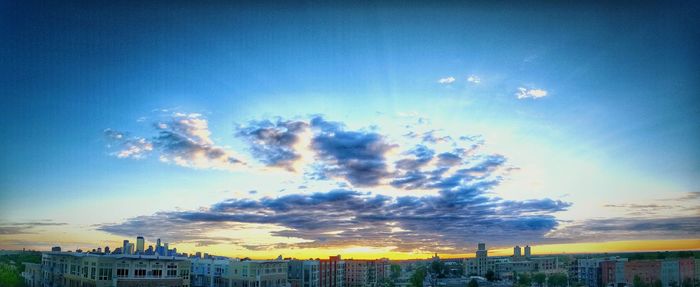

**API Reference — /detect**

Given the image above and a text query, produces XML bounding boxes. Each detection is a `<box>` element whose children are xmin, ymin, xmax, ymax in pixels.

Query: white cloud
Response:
<box><xmin>516</xmin><ymin>87</ymin><xmax>548</xmax><ymax>99</ymax></box>
<box><xmin>467</xmin><ymin>75</ymin><xmax>481</xmax><ymax>84</ymax></box>
<box><xmin>437</xmin><ymin>76</ymin><xmax>456</xmax><ymax>84</ymax></box>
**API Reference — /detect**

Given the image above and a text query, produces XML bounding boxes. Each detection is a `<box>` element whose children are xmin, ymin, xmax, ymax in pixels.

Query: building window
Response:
<box><xmin>134</xmin><ymin>269</ymin><xmax>146</xmax><ymax>277</ymax></box>
<box><xmin>153</xmin><ymin>269</ymin><xmax>163</xmax><ymax>277</ymax></box>
<box><xmin>117</xmin><ymin>268</ymin><xmax>129</xmax><ymax>277</ymax></box>
<box><xmin>99</xmin><ymin>268</ymin><xmax>112</xmax><ymax>280</ymax></box>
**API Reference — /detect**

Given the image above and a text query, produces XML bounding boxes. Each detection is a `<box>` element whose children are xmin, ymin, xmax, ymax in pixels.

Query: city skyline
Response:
<box><xmin>1</xmin><ymin>1</ymin><xmax>699</xmax><ymax>260</ymax></box>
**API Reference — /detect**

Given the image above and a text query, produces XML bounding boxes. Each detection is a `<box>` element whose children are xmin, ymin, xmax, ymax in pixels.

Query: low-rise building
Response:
<box><xmin>40</xmin><ymin>251</ymin><xmax>191</xmax><ymax>287</ymax></box>
<box><xmin>227</xmin><ymin>260</ymin><xmax>288</xmax><ymax>287</ymax></box>
<box><xmin>288</xmin><ymin>260</ymin><xmax>319</xmax><ymax>287</ymax></box>
<box><xmin>21</xmin><ymin>262</ymin><xmax>42</xmax><ymax>287</ymax></box>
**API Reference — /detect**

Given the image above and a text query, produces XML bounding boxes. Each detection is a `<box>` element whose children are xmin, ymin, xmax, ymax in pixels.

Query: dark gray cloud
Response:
<box><xmin>548</xmin><ymin>216</ymin><xmax>700</xmax><ymax>241</ymax></box>
<box><xmin>98</xmin><ymin>186</ymin><xmax>572</xmax><ymax>251</ymax></box>
<box><xmin>105</xmin><ymin>113</ymin><xmax>243</xmax><ymax>169</ymax></box>
<box><xmin>236</xmin><ymin>119</ymin><xmax>308</xmax><ymax>170</ymax></box>
<box><xmin>309</xmin><ymin>117</ymin><xmax>397</xmax><ymax>186</ymax></box>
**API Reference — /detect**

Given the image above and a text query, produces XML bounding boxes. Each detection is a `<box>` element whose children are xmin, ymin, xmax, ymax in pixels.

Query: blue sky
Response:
<box><xmin>1</xmin><ymin>1</ymin><xmax>698</xmax><ymax>257</ymax></box>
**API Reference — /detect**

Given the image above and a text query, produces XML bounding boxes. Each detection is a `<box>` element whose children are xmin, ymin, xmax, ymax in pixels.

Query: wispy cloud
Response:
<box><xmin>467</xmin><ymin>75</ymin><xmax>481</xmax><ymax>84</ymax></box>
<box><xmin>516</xmin><ymin>87</ymin><xmax>548</xmax><ymax>99</ymax></box>
<box><xmin>0</xmin><ymin>221</ymin><xmax>67</xmax><ymax>235</ymax></box>
<box><xmin>438</xmin><ymin>76</ymin><xmax>456</xmax><ymax>84</ymax></box>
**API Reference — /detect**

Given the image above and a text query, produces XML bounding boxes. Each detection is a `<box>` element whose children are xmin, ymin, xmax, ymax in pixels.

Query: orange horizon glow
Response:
<box><xmin>200</xmin><ymin>239</ymin><xmax>700</xmax><ymax>260</ymax></box>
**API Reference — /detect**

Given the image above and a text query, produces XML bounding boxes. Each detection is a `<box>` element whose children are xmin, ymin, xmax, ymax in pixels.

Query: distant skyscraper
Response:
<box><xmin>163</xmin><ymin>242</ymin><xmax>169</xmax><ymax>256</ymax></box>
<box><xmin>514</xmin><ymin>245</ymin><xmax>522</xmax><ymax>257</ymax></box>
<box><xmin>146</xmin><ymin>245</ymin><xmax>154</xmax><ymax>255</ymax></box>
<box><xmin>156</xmin><ymin>238</ymin><xmax>161</xmax><ymax>248</ymax></box>
<box><xmin>195</xmin><ymin>251</ymin><xmax>202</xmax><ymax>258</ymax></box>
<box><xmin>104</xmin><ymin>246</ymin><xmax>110</xmax><ymax>254</ymax></box>
<box><xmin>51</xmin><ymin>246</ymin><xmax>61</xmax><ymax>252</ymax></box>
<box><xmin>123</xmin><ymin>240</ymin><xmax>130</xmax><ymax>254</ymax></box>
<box><xmin>126</xmin><ymin>243</ymin><xmax>134</xmax><ymax>255</ymax></box>
<box><xmin>524</xmin><ymin>245</ymin><xmax>531</xmax><ymax>257</ymax></box>
<box><xmin>476</xmin><ymin>243</ymin><xmax>488</xmax><ymax>258</ymax></box>
<box><xmin>136</xmin><ymin>236</ymin><xmax>145</xmax><ymax>254</ymax></box>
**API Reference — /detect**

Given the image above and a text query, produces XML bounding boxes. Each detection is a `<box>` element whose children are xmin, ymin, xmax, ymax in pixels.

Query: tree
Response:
<box><xmin>391</xmin><ymin>265</ymin><xmax>401</xmax><ymax>280</ymax></box>
<box><xmin>430</xmin><ymin>261</ymin><xmax>444</xmax><ymax>275</ymax></box>
<box><xmin>632</xmin><ymin>275</ymin><xmax>648</xmax><ymax>287</ymax></box>
<box><xmin>410</xmin><ymin>266</ymin><xmax>427</xmax><ymax>287</ymax></box>
<box><xmin>653</xmin><ymin>279</ymin><xmax>663</xmax><ymax>287</ymax></box>
<box><xmin>517</xmin><ymin>273</ymin><xmax>532</xmax><ymax>287</ymax></box>
<box><xmin>548</xmin><ymin>273</ymin><xmax>568</xmax><ymax>287</ymax></box>
<box><xmin>533</xmin><ymin>273</ymin><xmax>547</xmax><ymax>287</ymax></box>
<box><xmin>485</xmin><ymin>270</ymin><xmax>495</xmax><ymax>282</ymax></box>
<box><xmin>468</xmin><ymin>279</ymin><xmax>479</xmax><ymax>287</ymax></box>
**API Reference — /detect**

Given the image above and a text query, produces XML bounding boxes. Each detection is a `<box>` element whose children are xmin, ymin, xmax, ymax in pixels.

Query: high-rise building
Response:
<box><xmin>122</xmin><ymin>240</ymin><xmax>130</xmax><ymax>254</ymax></box>
<box><xmin>319</xmin><ymin>255</ymin><xmax>345</xmax><ymax>287</ymax></box>
<box><xmin>51</xmin><ymin>246</ymin><xmax>61</xmax><ymax>252</ymax></box>
<box><xmin>136</xmin><ymin>236</ymin><xmax>145</xmax><ymax>254</ymax></box>
<box><xmin>104</xmin><ymin>246</ymin><xmax>110</xmax><ymax>254</ymax></box>
<box><xmin>476</xmin><ymin>243</ymin><xmax>488</xmax><ymax>258</ymax></box>
<box><xmin>514</xmin><ymin>246</ymin><xmax>521</xmax><ymax>257</ymax></box>
<box><xmin>524</xmin><ymin>245</ymin><xmax>531</xmax><ymax>257</ymax></box>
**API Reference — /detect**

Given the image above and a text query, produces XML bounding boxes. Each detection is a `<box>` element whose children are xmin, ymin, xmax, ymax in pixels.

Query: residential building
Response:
<box><xmin>39</xmin><ymin>251</ymin><xmax>191</xmax><ymax>287</ymax></box>
<box><xmin>227</xmin><ymin>260</ymin><xmax>288</xmax><ymax>287</ymax></box>
<box><xmin>345</xmin><ymin>259</ymin><xmax>389</xmax><ymax>287</ymax></box>
<box><xmin>319</xmin><ymin>255</ymin><xmax>345</xmax><ymax>287</ymax></box>
<box><xmin>191</xmin><ymin>258</ymin><xmax>236</xmax><ymax>287</ymax></box>
<box><xmin>21</xmin><ymin>262</ymin><xmax>42</xmax><ymax>287</ymax></box>
<box><xmin>288</xmin><ymin>260</ymin><xmax>319</xmax><ymax>287</ymax></box>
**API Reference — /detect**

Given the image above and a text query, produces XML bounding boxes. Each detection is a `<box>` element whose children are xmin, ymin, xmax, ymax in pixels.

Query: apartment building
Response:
<box><xmin>39</xmin><ymin>251</ymin><xmax>191</xmax><ymax>287</ymax></box>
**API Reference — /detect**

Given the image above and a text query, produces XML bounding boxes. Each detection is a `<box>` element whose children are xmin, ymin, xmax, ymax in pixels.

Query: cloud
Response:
<box><xmin>105</xmin><ymin>112</ymin><xmax>244</xmax><ymax>170</ymax></box>
<box><xmin>547</xmin><ymin>216</ymin><xmax>700</xmax><ymax>241</ymax></box>
<box><xmin>98</xmin><ymin>187</ymin><xmax>571</xmax><ymax>251</ymax></box>
<box><xmin>309</xmin><ymin>117</ymin><xmax>396</xmax><ymax>186</ymax></box>
<box><xmin>438</xmin><ymin>77</ymin><xmax>456</xmax><ymax>84</ymax></box>
<box><xmin>467</xmin><ymin>75</ymin><xmax>481</xmax><ymax>84</ymax></box>
<box><xmin>516</xmin><ymin>87</ymin><xmax>548</xmax><ymax>99</ymax></box>
<box><xmin>0</xmin><ymin>221</ymin><xmax>68</xmax><ymax>235</ymax></box>
<box><xmin>236</xmin><ymin>119</ymin><xmax>309</xmax><ymax>170</ymax></box>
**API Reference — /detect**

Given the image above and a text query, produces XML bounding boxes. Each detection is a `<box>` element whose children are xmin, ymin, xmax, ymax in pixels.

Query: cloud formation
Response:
<box><xmin>99</xmin><ymin>118</ymin><xmax>576</xmax><ymax>252</ymax></box>
<box><xmin>0</xmin><ymin>221</ymin><xmax>67</xmax><ymax>235</ymax></box>
<box><xmin>309</xmin><ymin>117</ymin><xmax>396</xmax><ymax>186</ymax></box>
<box><xmin>98</xmin><ymin>187</ymin><xmax>571</xmax><ymax>252</ymax></box>
<box><xmin>547</xmin><ymin>216</ymin><xmax>700</xmax><ymax>241</ymax></box>
<box><xmin>516</xmin><ymin>87</ymin><xmax>548</xmax><ymax>99</ymax></box>
<box><xmin>438</xmin><ymin>77</ymin><xmax>456</xmax><ymax>84</ymax></box>
<box><xmin>236</xmin><ymin>119</ymin><xmax>309</xmax><ymax>171</ymax></box>
<box><xmin>467</xmin><ymin>75</ymin><xmax>481</xmax><ymax>84</ymax></box>
<box><xmin>105</xmin><ymin>112</ymin><xmax>243</xmax><ymax>170</ymax></box>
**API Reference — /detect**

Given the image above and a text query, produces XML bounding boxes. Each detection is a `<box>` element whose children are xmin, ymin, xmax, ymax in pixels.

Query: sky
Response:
<box><xmin>0</xmin><ymin>1</ymin><xmax>699</xmax><ymax>259</ymax></box>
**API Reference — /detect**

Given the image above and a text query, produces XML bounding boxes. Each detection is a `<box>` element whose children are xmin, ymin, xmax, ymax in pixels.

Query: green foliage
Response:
<box><xmin>517</xmin><ymin>273</ymin><xmax>532</xmax><ymax>287</ymax></box>
<box><xmin>410</xmin><ymin>266</ymin><xmax>427</xmax><ymax>287</ymax></box>
<box><xmin>430</xmin><ymin>261</ymin><xmax>444</xmax><ymax>275</ymax></box>
<box><xmin>547</xmin><ymin>273</ymin><xmax>568</xmax><ymax>287</ymax></box>
<box><xmin>653</xmin><ymin>279</ymin><xmax>663</xmax><ymax>287</ymax></box>
<box><xmin>391</xmin><ymin>264</ymin><xmax>401</xmax><ymax>280</ymax></box>
<box><xmin>468</xmin><ymin>278</ymin><xmax>479</xmax><ymax>287</ymax></box>
<box><xmin>0</xmin><ymin>251</ymin><xmax>41</xmax><ymax>287</ymax></box>
<box><xmin>533</xmin><ymin>273</ymin><xmax>546</xmax><ymax>287</ymax></box>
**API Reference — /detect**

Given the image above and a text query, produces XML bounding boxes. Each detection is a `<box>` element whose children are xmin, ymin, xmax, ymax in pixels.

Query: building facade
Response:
<box><xmin>39</xmin><ymin>251</ymin><xmax>191</xmax><ymax>287</ymax></box>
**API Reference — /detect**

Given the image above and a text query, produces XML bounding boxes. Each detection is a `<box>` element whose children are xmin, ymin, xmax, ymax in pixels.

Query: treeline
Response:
<box><xmin>0</xmin><ymin>251</ymin><xmax>42</xmax><ymax>287</ymax></box>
